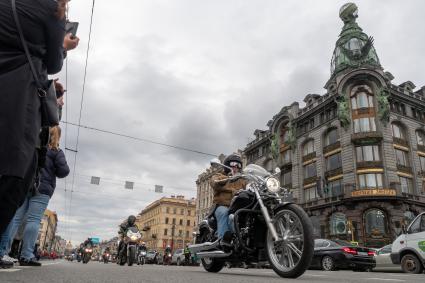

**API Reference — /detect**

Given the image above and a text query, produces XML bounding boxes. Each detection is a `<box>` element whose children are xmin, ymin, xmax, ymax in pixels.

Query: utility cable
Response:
<box><xmin>68</xmin><ymin>0</ymin><xmax>96</xmax><ymax>242</ymax></box>
<box><xmin>60</xmin><ymin>121</ymin><xmax>218</xmax><ymax>157</ymax></box>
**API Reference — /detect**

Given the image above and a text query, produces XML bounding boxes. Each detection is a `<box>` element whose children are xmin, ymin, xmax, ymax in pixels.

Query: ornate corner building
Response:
<box><xmin>243</xmin><ymin>3</ymin><xmax>425</xmax><ymax>247</ymax></box>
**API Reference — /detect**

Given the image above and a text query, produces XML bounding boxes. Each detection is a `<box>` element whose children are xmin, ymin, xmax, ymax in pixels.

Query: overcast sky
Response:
<box><xmin>48</xmin><ymin>0</ymin><xmax>425</xmax><ymax>246</ymax></box>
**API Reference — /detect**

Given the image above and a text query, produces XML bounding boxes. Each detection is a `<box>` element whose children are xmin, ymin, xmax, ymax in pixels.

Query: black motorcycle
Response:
<box><xmin>82</xmin><ymin>247</ymin><xmax>93</xmax><ymax>264</ymax></box>
<box><xmin>118</xmin><ymin>226</ymin><xmax>142</xmax><ymax>266</ymax></box>
<box><xmin>190</xmin><ymin>160</ymin><xmax>314</xmax><ymax>278</ymax></box>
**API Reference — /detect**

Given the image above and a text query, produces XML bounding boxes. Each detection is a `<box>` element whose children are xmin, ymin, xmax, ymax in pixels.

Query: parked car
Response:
<box><xmin>373</xmin><ymin>244</ymin><xmax>401</xmax><ymax>270</ymax></box>
<box><xmin>146</xmin><ymin>251</ymin><xmax>162</xmax><ymax>264</ymax></box>
<box><xmin>171</xmin><ymin>249</ymin><xmax>185</xmax><ymax>266</ymax></box>
<box><xmin>391</xmin><ymin>212</ymin><xmax>425</xmax><ymax>274</ymax></box>
<box><xmin>310</xmin><ymin>239</ymin><xmax>376</xmax><ymax>271</ymax></box>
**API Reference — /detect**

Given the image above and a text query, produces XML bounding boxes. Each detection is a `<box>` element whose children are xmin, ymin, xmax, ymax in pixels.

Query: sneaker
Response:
<box><xmin>19</xmin><ymin>258</ymin><xmax>41</xmax><ymax>267</ymax></box>
<box><xmin>3</xmin><ymin>255</ymin><xmax>18</xmax><ymax>263</ymax></box>
<box><xmin>0</xmin><ymin>257</ymin><xmax>13</xmax><ymax>269</ymax></box>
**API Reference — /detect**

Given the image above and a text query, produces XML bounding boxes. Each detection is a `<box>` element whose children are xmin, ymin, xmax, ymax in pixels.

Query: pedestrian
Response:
<box><xmin>0</xmin><ymin>126</ymin><xmax>70</xmax><ymax>267</ymax></box>
<box><xmin>0</xmin><ymin>0</ymin><xmax>78</xmax><ymax>240</ymax></box>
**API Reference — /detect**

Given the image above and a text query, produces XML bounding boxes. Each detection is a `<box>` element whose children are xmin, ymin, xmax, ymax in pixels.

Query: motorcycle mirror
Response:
<box><xmin>275</xmin><ymin>167</ymin><xmax>281</xmax><ymax>174</ymax></box>
<box><xmin>210</xmin><ymin>158</ymin><xmax>221</xmax><ymax>166</ymax></box>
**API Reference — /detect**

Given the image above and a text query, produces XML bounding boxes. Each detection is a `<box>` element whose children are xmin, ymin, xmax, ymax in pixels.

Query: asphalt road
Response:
<box><xmin>0</xmin><ymin>260</ymin><xmax>424</xmax><ymax>283</ymax></box>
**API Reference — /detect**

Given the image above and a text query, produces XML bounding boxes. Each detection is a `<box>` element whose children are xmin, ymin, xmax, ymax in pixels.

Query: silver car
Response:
<box><xmin>171</xmin><ymin>249</ymin><xmax>185</xmax><ymax>266</ymax></box>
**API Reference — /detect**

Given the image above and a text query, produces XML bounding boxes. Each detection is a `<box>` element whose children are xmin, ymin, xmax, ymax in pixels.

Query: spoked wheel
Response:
<box><xmin>266</xmin><ymin>204</ymin><xmax>314</xmax><ymax>278</ymax></box>
<box><xmin>321</xmin><ymin>256</ymin><xmax>335</xmax><ymax>271</ymax></box>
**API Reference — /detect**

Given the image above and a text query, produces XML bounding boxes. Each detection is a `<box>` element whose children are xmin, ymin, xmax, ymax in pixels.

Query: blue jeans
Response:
<box><xmin>215</xmin><ymin>206</ymin><xmax>233</xmax><ymax>239</ymax></box>
<box><xmin>0</xmin><ymin>193</ymin><xmax>50</xmax><ymax>260</ymax></box>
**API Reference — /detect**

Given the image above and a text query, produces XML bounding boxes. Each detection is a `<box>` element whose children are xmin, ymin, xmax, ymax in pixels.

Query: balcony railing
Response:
<box><xmin>303</xmin><ymin>176</ymin><xmax>317</xmax><ymax>185</ymax></box>
<box><xmin>325</xmin><ymin>167</ymin><xmax>343</xmax><ymax>178</ymax></box>
<box><xmin>351</xmin><ymin>131</ymin><xmax>383</xmax><ymax>145</ymax></box>
<box><xmin>396</xmin><ymin>164</ymin><xmax>413</xmax><ymax>174</ymax></box>
<box><xmin>323</xmin><ymin>141</ymin><xmax>341</xmax><ymax>155</ymax></box>
<box><xmin>302</xmin><ymin>152</ymin><xmax>316</xmax><ymax>163</ymax></box>
<box><xmin>393</xmin><ymin>137</ymin><xmax>409</xmax><ymax>148</ymax></box>
<box><xmin>356</xmin><ymin>161</ymin><xmax>383</xmax><ymax>170</ymax></box>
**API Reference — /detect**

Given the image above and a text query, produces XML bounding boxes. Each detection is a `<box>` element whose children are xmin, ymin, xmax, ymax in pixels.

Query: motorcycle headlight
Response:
<box><xmin>266</xmin><ymin>177</ymin><xmax>281</xmax><ymax>193</ymax></box>
<box><xmin>130</xmin><ymin>236</ymin><xmax>138</xmax><ymax>241</ymax></box>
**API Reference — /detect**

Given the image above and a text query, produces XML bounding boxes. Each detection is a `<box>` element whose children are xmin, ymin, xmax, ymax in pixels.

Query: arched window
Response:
<box><xmin>364</xmin><ymin>209</ymin><xmax>387</xmax><ymax>237</ymax></box>
<box><xmin>329</xmin><ymin>213</ymin><xmax>347</xmax><ymax>235</ymax></box>
<box><xmin>324</xmin><ymin>128</ymin><xmax>340</xmax><ymax>146</ymax></box>
<box><xmin>351</xmin><ymin>85</ymin><xmax>374</xmax><ymax>110</ymax></box>
<box><xmin>416</xmin><ymin>130</ymin><xmax>425</xmax><ymax>146</ymax></box>
<box><xmin>391</xmin><ymin>123</ymin><xmax>406</xmax><ymax>140</ymax></box>
<box><xmin>303</xmin><ymin>139</ymin><xmax>315</xmax><ymax>156</ymax></box>
<box><xmin>280</xmin><ymin>123</ymin><xmax>289</xmax><ymax>144</ymax></box>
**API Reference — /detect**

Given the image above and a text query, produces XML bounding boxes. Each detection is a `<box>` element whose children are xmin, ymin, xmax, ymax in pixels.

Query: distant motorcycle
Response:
<box><xmin>77</xmin><ymin>252</ymin><xmax>82</xmax><ymax>262</ymax></box>
<box><xmin>138</xmin><ymin>250</ymin><xmax>147</xmax><ymax>265</ymax></box>
<box><xmin>118</xmin><ymin>227</ymin><xmax>142</xmax><ymax>266</ymax></box>
<box><xmin>163</xmin><ymin>252</ymin><xmax>172</xmax><ymax>265</ymax></box>
<box><xmin>103</xmin><ymin>252</ymin><xmax>110</xmax><ymax>264</ymax></box>
<box><xmin>82</xmin><ymin>247</ymin><xmax>93</xmax><ymax>264</ymax></box>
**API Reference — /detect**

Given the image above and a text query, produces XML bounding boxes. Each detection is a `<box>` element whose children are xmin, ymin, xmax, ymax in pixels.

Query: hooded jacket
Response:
<box><xmin>38</xmin><ymin>148</ymin><xmax>69</xmax><ymax>197</ymax></box>
<box><xmin>210</xmin><ymin>172</ymin><xmax>247</xmax><ymax>207</ymax></box>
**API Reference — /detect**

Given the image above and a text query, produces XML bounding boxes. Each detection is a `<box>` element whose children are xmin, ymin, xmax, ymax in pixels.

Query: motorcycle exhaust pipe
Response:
<box><xmin>196</xmin><ymin>250</ymin><xmax>232</xmax><ymax>258</ymax></box>
<box><xmin>189</xmin><ymin>239</ymin><xmax>220</xmax><ymax>253</ymax></box>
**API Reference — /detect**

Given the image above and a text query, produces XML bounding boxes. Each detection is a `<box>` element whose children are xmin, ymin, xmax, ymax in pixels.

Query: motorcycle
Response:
<box><xmin>77</xmin><ymin>252</ymin><xmax>82</xmax><ymax>262</ymax></box>
<box><xmin>82</xmin><ymin>247</ymin><xmax>93</xmax><ymax>264</ymax></box>
<box><xmin>138</xmin><ymin>250</ymin><xmax>147</xmax><ymax>265</ymax></box>
<box><xmin>119</xmin><ymin>226</ymin><xmax>142</xmax><ymax>266</ymax></box>
<box><xmin>103</xmin><ymin>252</ymin><xmax>110</xmax><ymax>264</ymax></box>
<box><xmin>189</xmin><ymin>160</ymin><xmax>314</xmax><ymax>279</ymax></box>
<box><xmin>163</xmin><ymin>252</ymin><xmax>172</xmax><ymax>265</ymax></box>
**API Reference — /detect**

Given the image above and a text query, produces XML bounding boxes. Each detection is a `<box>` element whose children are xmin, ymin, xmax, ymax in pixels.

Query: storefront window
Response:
<box><xmin>354</xmin><ymin>117</ymin><xmax>376</xmax><ymax>133</ymax></box>
<box><xmin>325</xmin><ymin>128</ymin><xmax>339</xmax><ymax>146</ymax></box>
<box><xmin>304</xmin><ymin>186</ymin><xmax>317</xmax><ymax>202</ymax></box>
<box><xmin>358</xmin><ymin>173</ymin><xmax>383</xmax><ymax>189</ymax></box>
<box><xmin>304</xmin><ymin>162</ymin><xmax>317</xmax><ymax>179</ymax></box>
<box><xmin>326</xmin><ymin>152</ymin><xmax>342</xmax><ymax>171</ymax></box>
<box><xmin>303</xmin><ymin>140</ymin><xmax>315</xmax><ymax>156</ymax></box>
<box><xmin>329</xmin><ymin>212</ymin><xmax>347</xmax><ymax>235</ymax></box>
<box><xmin>399</xmin><ymin>176</ymin><xmax>413</xmax><ymax>194</ymax></box>
<box><xmin>364</xmin><ymin>209</ymin><xmax>387</xmax><ymax>237</ymax></box>
<box><xmin>356</xmin><ymin>145</ymin><xmax>380</xmax><ymax>162</ymax></box>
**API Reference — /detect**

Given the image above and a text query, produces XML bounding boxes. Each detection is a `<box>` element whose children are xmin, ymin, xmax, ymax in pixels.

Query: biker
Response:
<box><xmin>117</xmin><ymin>215</ymin><xmax>137</xmax><ymax>258</ymax></box>
<box><xmin>163</xmin><ymin>245</ymin><xmax>172</xmax><ymax>263</ymax></box>
<box><xmin>139</xmin><ymin>242</ymin><xmax>147</xmax><ymax>253</ymax></box>
<box><xmin>210</xmin><ymin>154</ymin><xmax>247</xmax><ymax>248</ymax></box>
<box><xmin>184</xmin><ymin>244</ymin><xmax>191</xmax><ymax>265</ymax></box>
<box><xmin>83</xmin><ymin>238</ymin><xmax>93</xmax><ymax>248</ymax></box>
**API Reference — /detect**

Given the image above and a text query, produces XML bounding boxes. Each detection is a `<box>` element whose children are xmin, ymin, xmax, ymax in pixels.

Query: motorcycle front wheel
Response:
<box><xmin>127</xmin><ymin>247</ymin><xmax>136</xmax><ymax>266</ymax></box>
<box><xmin>266</xmin><ymin>203</ymin><xmax>314</xmax><ymax>278</ymax></box>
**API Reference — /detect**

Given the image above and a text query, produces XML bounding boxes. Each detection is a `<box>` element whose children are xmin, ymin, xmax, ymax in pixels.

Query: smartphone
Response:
<box><xmin>65</xmin><ymin>21</ymin><xmax>79</xmax><ymax>38</ymax></box>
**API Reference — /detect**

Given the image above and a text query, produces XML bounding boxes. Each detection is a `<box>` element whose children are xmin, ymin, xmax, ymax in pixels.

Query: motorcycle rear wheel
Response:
<box><xmin>266</xmin><ymin>203</ymin><xmax>314</xmax><ymax>278</ymax></box>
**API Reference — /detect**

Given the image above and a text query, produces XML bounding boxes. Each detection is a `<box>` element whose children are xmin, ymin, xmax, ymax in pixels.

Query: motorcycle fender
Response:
<box><xmin>273</xmin><ymin>202</ymin><xmax>294</xmax><ymax>213</ymax></box>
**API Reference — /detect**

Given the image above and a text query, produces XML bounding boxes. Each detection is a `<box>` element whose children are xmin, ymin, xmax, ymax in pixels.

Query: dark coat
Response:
<box><xmin>0</xmin><ymin>0</ymin><xmax>66</xmax><ymax>178</ymax></box>
<box><xmin>38</xmin><ymin>148</ymin><xmax>69</xmax><ymax>198</ymax></box>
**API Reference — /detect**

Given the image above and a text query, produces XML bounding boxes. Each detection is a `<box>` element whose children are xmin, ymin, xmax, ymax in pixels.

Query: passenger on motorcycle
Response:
<box><xmin>210</xmin><ymin>154</ymin><xmax>247</xmax><ymax>248</ymax></box>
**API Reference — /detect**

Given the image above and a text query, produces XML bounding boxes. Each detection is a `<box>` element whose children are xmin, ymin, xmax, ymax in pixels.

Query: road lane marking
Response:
<box><xmin>366</xmin><ymin>278</ymin><xmax>405</xmax><ymax>282</ymax></box>
<box><xmin>42</xmin><ymin>262</ymin><xmax>62</xmax><ymax>266</ymax></box>
<box><xmin>0</xmin><ymin>269</ymin><xmax>20</xmax><ymax>272</ymax></box>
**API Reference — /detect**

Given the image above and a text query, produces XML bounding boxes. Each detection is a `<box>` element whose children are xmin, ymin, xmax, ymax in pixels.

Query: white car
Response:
<box><xmin>171</xmin><ymin>249</ymin><xmax>185</xmax><ymax>266</ymax></box>
<box><xmin>391</xmin><ymin>212</ymin><xmax>425</xmax><ymax>274</ymax></box>
<box><xmin>374</xmin><ymin>244</ymin><xmax>401</xmax><ymax>270</ymax></box>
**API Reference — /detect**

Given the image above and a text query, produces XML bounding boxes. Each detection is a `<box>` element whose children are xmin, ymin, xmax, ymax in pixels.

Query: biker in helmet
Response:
<box><xmin>210</xmin><ymin>154</ymin><xmax>247</xmax><ymax>248</ymax></box>
<box><xmin>117</xmin><ymin>215</ymin><xmax>138</xmax><ymax>260</ymax></box>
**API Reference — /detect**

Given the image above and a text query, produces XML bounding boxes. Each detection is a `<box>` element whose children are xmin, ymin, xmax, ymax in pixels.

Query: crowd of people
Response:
<box><xmin>0</xmin><ymin>0</ymin><xmax>79</xmax><ymax>268</ymax></box>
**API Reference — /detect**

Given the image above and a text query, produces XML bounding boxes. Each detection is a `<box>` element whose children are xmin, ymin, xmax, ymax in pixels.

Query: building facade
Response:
<box><xmin>243</xmin><ymin>3</ymin><xmax>425</xmax><ymax>248</ymax></box>
<box><xmin>135</xmin><ymin>195</ymin><xmax>196</xmax><ymax>252</ymax></box>
<box><xmin>37</xmin><ymin>209</ymin><xmax>58</xmax><ymax>252</ymax></box>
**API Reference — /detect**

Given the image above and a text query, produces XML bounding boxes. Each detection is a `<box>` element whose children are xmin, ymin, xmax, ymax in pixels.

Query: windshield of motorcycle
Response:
<box><xmin>243</xmin><ymin>164</ymin><xmax>270</xmax><ymax>178</ymax></box>
<box><xmin>128</xmin><ymin>226</ymin><xmax>139</xmax><ymax>233</ymax></box>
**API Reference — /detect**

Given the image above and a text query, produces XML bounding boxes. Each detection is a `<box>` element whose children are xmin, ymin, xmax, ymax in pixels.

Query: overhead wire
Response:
<box><xmin>60</xmin><ymin>121</ymin><xmax>218</xmax><ymax>157</ymax></box>
<box><xmin>68</xmin><ymin>0</ymin><xmax>96</xmax><ymax>242</ymax></box>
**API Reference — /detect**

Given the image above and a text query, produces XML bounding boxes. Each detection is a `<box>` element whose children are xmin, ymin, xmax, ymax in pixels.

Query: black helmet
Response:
<box><xmin>223</xmin><ymin>154</ymin><xmax>242</xmax><ymax>174</ymax></box>
<box><xmin>127</xmin><ymin>215</ymin><xmax>136</xmax><ymax>226</ymax></box>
